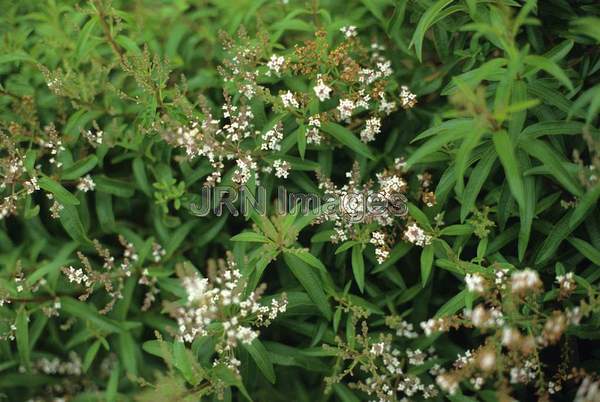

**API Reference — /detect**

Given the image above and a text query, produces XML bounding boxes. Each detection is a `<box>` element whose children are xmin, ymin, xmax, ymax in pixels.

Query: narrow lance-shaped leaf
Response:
<box><xmin>321</xmin><ymin>122</ymin><xmax>375</xmax><ymax>159</ymax></box>
<box><xmin>420</xmin><ymin>245</ymin><xmax>434</xmax><ymax>286</ymax></box>
<box><xmin>39</xmin><ymin>176</ymin><xmax>80</xmax><ymax>205</ymax></box>
<box><xmin>16</xmin><ymin>308</ymin><xmax>30</xmax><ymax>368</ymax></box>
<box><xmin>492</xmin><ymin>130</ymin><xmax>525</xmax><ymax>209</ymax></box>
<box><xmin>242</xmin><ymin>339</ymin><xmax>276</xmax><ymax>384</ymax></box>
<box><xmin>351</xmin><ymin>245</ymin><xmax>365</xmax><ymax>293</ymax></box>
<box><xmin>283</xmin><ymin>252</ymin><xmax>332</xmax><ymax>320</ymax></box>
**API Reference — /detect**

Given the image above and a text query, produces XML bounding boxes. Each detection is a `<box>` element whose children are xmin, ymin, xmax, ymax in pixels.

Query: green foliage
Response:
<box><xmin>1</xmin><ymin>0</ymin><xmax>600</xmax><ymax>401</ymax></box>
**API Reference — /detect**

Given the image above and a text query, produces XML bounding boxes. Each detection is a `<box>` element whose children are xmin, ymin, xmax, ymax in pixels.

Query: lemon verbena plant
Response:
<box><xmin>1</xmin><ymin>0</ymin><xmax>600</xmax><ymax>401</ymax></box>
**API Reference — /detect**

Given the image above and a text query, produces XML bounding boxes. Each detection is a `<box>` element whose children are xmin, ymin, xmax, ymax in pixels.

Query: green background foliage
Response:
<box><xmin>1</xmin><ymin>0</ymin><xmax>599</xmax><ymax>401</ymax></box>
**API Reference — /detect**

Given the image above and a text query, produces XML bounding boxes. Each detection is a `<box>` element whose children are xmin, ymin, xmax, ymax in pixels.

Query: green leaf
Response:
<box><xmin>524</xmin><ymin>55</ymin><xmax>574</xmax><ymax>91</ymax></box>
<box><xmin>0</xmin><ymin>51</ymin><xmax>35</xmax><ymax>64</ymax></box>
<box><xmin>61</xmin><ymin>155</ymin><xmax>98</xmax><ymax>180</ymax></box>
<box><xmin>165</xmin><ymin>221</ymin><xmax>198</xmax><ymax>257</ymax></box>
<box><xmin>517</xmin><ymin>152</ymin><xmax>536</xmax><ymax>261</ymax></box>
<box><xmin>454</xmin><ymin>126</ymin><xmax>485</xmax><ymax>194</ymax></box>
<box><xmin>335</xmin><ymin>240</ymin><xmax>359</xmax><ymax>254</ymax></box>
<box><xmin>16</xmin><ymin>308</ymin><xmax>30</xmax><ymax>368</ymax></box>
<box><xmin>96</xmin><ymin>192</ymin><xmax>115</xmax><ymax>231</ymax></box>
<box><xmin>520</xmin><ymin>120</ymin><xmax>585</xmax><ymax>140</ymax></box>
<box><xmin>406</xmin><ymin>121</ymin><xmax>466</xmax><ymax>168</ymax></box>
<box><xmin>118</xmin><ymin>332</ymin><xmax>138</xmax><ymax>376</ymax></box>
<box><xmin>26</xmin><ymin>241</ymin><xmax>78</xmax><ymax>285</ymax></box>
<box><xmin>242</xmin><ymin>339</ymin><xmax>276</xmax><ymax>384</ymax></box>
<box><xmin>410</xmin><ymin>0</ymin><xmax>454</xmax><ymax>62</ymax></box>
<box><xmin>230</xmin><ymin>232</ymin><xmax>271</xmax><ymax>243</ymax></box>
<box><xmin>570</xmin><ymin>17</ymin><xmax>600</xmax><ymax>42</ymax></box>
<box><xmin>535</xmin><ymin>211</ymin><xmax>574</xmax><ymax>265</ymax></box>
<box><xmin>39</xmin><ymin>176</ymin><xmax>79</xmax><ymax>205</ymax></box>
<box><xmin>293</xmin><ymin>249</ymin><xmax>327</xmax><ymax>273</ymax></box>
<box><xmin>132</xmin><ymin>157</ymin><xmax>152</xmax><ymax>196</ymax></box>
<box><xmin>439</xmin><ymin>225</ymin><xmax>474</xmax><ymax>236</ymax></box>
<box><xmin>296</xmin><ymin>124</ymin><xmax>307</xmax><ymax>160</ymax></box>
<box><xmin>213</xmin><ymin>365</ymin><xmax>253</xmax><ymax>401</ymax></box>
<box><xmin>408</xmin><ymin>203</ymin><xmax>432</xmax><ymax>230</ymax></box>
<box><xmin>520</xmin><ymin>138</ymin><xmax>583</xmax><ymax>196</ymax></box>
<box><xmin>173</xmin><ymin>341</ymin><xmax>198</xmax><ymax>385</ymax></box>
<box><xmin>570</xmin><ymin>185</ymin><xmax>600</xmax><ymax>229</ymax></box>
<box><xmin>568</xmin><ymin>238</ymin><xmax>600</xmax><ymax>265</ymax></box>
<box><xmin>351</xmin><ymin>245</ymin><xmax>365</xmax><ymax>292</ymax></box>
<box><xmin>59</xmin><ymin>204</ymin><xmax>92</xmax><ymax>244</ymax></box>
<box><xmin>61</xmin><ymin>297</ymin><xmax>123</xmax><ymax>334</ymax></box>
<box><xmin>321</xmin><ymin>122</ymin><xmax>375</xmax><ymax>159</ymax></box>
<box><xmin>420</xmin><ymin>245</ymin><xmax>434</xmax><ymax>286</ymax></box>
<box><xmin>94</xmin><ymin>175</ymin><xmax>135</xmax><ymax>198</ymax></box>
<box><xmin>83</xmin><ymin>339</ymin><xmax>102</xmax><ymax>372</ymax></box>
<box><xmin>105</xmin><ymin>362</ymin><xmax>119</xmax><ymax>402</ymax></box>
<box><xmin>460</xmin><ymin>146</ymin><xmax>497</xmax><ymax>222</ymax></box>
<box><xmin>492</xmin><ymin>130</ymin><xmax>525</xmax><ymax>209</ymax></box>
<box><xmin>283</xmin><ymin>253</ymin><xmax>332</xmax><ymax>320</ymax></box>
<box><xmin>435</xmin><ymin>289</ymin><xmax>467</xmax><ymax>318</ymax></box>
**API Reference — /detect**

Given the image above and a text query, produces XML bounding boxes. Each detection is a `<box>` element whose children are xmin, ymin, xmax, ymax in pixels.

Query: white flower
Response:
<box><xmin>266</xmin><ymin>54</ymin><xmax>285</xmax><ymax>76</ymax></box>
<box><xmin>273</xmin><ymin>159</ymin><xmax>291</xmax><ymax>178</ymax></box>
<box><xmin>370</xmin><ymin>342</ymin><xmax>385</xmax><ymax>355</ymax></box>
<box><xmin>404</xmin><ymin>223</ymin><xmax>431</xmax><ymax>247</ymax></box>
<box><xmin>280</xmin><ymin>91</ymin><xmax>299</xmax><ymax>108</ymax></box>
<box><xmin>76</xmin><ymin>175</ymin><xmax>95</xmax><ymax>193</ymax></box>
<box><xmin>337</xmin><ymin>98</ymin><xmax>354</xmax><ymax>120</ymax></box>
<box><xmin>24</xmin><ymin>177</ymin><xmax>40</xmax><ymax>194</ymax></box>
<box><xmin>84</xmin><ymin>129</ymin><xmax>103</xmax><ymax>146</ymax></box>
<box><xmin>261</xmin><ymin>123</ymin><xmax>283</xmax><ymax>151</ymax></box>
<box><xmin>236</xmin><ymin>325</ymin><xmax>258</xmax><ymax>344</ymax></box>
<box><xmin>511</xmin><ymin>269</ymin><xmax>542</xmax><ymax>295</ymax></box>
<box><xmin>63</xmin><ymin>266</ymin><xmax>89</xmax><ymax>286</ymax></box>
<box><xmin>556</xmin><ymin>272</ymin><xmax>576</xmax><ymax>294</ymax></box>
<box><xmin>465</xmin><ymin>273</ymin><xmax>485</xmax><ymax>293</ymax></box>
<box><xmin>313</xmin><ymin>76</ymin><xmax>332</xmax><ymax>102</ymax></box>
<box><xmin>377</xmin><ymin>60</ymin><xmax>393</xmax><ymax>77</ymax></box>
<box><xmin>182</xmin><ymin>275</ymin><xmax>210</xmax><ymax>303</ymax></box>
<box><xmin>407</xmin><ymin>349</ymin><xmax>425</xmax><ymax>365</ymax></box>
<box><xmin>340</xmin><ymin>25</ymin><xmax>357</xmax><ymax>38</ymax></box>
<box><xmin>360</xmin><ymin>116</ymin><xmax>381</xmax><ymax>142</ymax></box>
<box><xmin>379</xmin><ymin>94</ymin><xmax>396</xmax><ymax>115</ymax></box>
<box><xmin>479</xmin><ymin>351</ymin><xmax>496</xmax><ymax>371</ymax></box>
<box><xmin>306</xmin><ymin>116</ymin><xmax>322</xmax><ymax>144</ymax></box>
<box><xmin>232</xmin><ymin>156</ymin><xmax>257</xmax><ymax>185</ymax></box>
<box><xmin>436</xmin><ymin>374</ymin><xmax>458</xmax><ymax>395</ymax></box>
<box><xmin>400</xmin><ymin>85</ymin><xmax>417</xmax><ymax>109</ymax></box>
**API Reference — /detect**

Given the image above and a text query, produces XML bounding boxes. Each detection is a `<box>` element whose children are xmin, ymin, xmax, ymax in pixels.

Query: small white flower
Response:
<box><xmin>340</xmin><ymin>25</ymin><xmax>357</xmax><ymax>38</ymax></box>
<box><xmin>261</xmin><ymin>123</ymin><xmax>283</xmax><ymax>151</ymax></box>
<box><xmin>76</xmin><ymin>175</ymin><xmax>95</xmax><ymax>193</ymax></box>
<box><xmin>337</xmin><ymin>98</ymin><xmax>354</xmax><ymax>120</ymax></box>
<box><xmin>370</xmin><ymin>342</ymin><xmax>385</xmax><ymax>355</ymax></box>
<box><xmin>360</xmin><ymin>117</ymin><xmax>381</xmax><ymax>143</ymax></box>
<box><xmin>400</xmin><ymin>85</ymin><xmax>417</xmax><ymax>109</ymax></box>
<box><xmin>511</xmin><ymin>269</ymin><xmax>542</xmax><ymax>295</ymax></box>
<box><xmin>404</xmin><ymin>223</ymin><xmax>431</xmax><ymax>247</ymax></box>
<box><xmin>280</xmin><ymin>91</ymin><xmax>299</xmax><ymax>109</ymax></box>
<box><xmin>266</xmin><ymin>54</ymin><xmax>285</xmax><ymax>76</ymax></box>
<box><xmin>465</xmin><ymin>273</ymin><xmax>485</xmax><ymax>293</ymax></box>
<box><xmin>273</xmin><ymin>159</ymin><xmax>291</xmax><ymax>179</ymax></box>
<box><xmin>313</xmin><ymin>77</ymin><xmax>332</xmax><ymax>102</ymax></box>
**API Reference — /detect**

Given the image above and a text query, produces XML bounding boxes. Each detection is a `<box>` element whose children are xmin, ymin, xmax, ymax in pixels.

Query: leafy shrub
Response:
<box><xmin>1</xmin><ymin>0</ymin><xmax>600</xmax><ymax>401</ymax></box>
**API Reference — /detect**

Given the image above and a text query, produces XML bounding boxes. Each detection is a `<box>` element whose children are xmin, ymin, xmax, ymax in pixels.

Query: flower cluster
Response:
<box><xmin>415</xmin><ymin>264</ymin><xmax>597</xmax><ymax>400</ymax></box>
<box><xmin>58</xmin><ymin>235</ymin><xmax>164</xmax><ymax>317</ymax></box>
<box><xmin>325</xmin><ymin>318</ymin><xmax>438</xmax><ymax>401</ymax></box>
<box><xmin>168</xmin><ymin>252</ymin><xmax>287</xmax><ymax>370</ymax></box>
<box><xmin>155</xmin><ymin>28</ymin><xmax>416</xmax><ymax>191</ymax></box>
